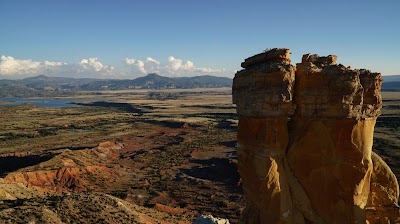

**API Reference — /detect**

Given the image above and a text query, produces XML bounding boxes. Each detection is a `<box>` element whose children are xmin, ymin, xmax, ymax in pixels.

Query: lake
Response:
<box><xmin>0</xmin><ymin>97</ymin><xmax>97</xmax><ymax>108</ymax></box>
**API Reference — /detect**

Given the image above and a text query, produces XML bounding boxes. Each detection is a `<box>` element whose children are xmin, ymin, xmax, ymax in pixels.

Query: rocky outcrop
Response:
<box><xmin>0</xmin><ymin>141</ymin><xmax>125</xmax><ymax>193</ymax></box>
<box><xmin>2</xmin><ymin>167</ymin><xmax>86</xmax><ymax>192</ymax></box>
<box><xmin>233</xmin><ymin>48</ymin><xmax>299</xmax><ymax>224</ymax></box>
<box><xmin>233</xmin><ymin>48</ymin><xmax>295</xmax><ymax>117</ymax></box>
<box><xmin>366</xmin><ymin>152</ymin><xmax>400</xmax><ymax>223</ymax></box>
<box><xmin>295</xmin><ymin>54</ymin><xmax>382</xmax><ymax>119</ymax></box>
<box><xmin>233</xmin><ymin>48</ymin><xmax>399</xmax><ymax>223</ymax></box>
<box><xmin>367</xmin><ymin>152</ymin><xmax>399</xmax><ymax>207</ymax></box>
<box><xmin>193</xmin><ymin>215</ymin><xmax>230</xmax><ymax>224</ymax></box>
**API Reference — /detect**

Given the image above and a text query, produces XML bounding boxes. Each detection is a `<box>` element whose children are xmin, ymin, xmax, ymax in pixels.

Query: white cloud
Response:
<box><xmin>166</xmin><ymin>56</ymin><xmax>222</xmax><ymax>74</ymax></box>
<box><xmin>0</xmin><ymin>55</ymin><xmax>66</xmax><ymax>76</ymax></box>
<box><xmin>0</xmin><ymin>55</ymin><xmax>115</xmax><ymax>79</ymax></box>
<box><xmin>79</xmin><ymin>58</ymin><xmax>114</xmax><ymax>75</ymax></box>
<box><xmin>124</xmin><ymin>56</ymin><xmax>223</xmax><ymax>77</ymax></box>
<box><xmin>124</xmin><ymin>58</ymin><xmax>135</xmax><ymax>65</ymax></box>
<box><xmin>146</xmin><ymin>57</ymin><xmax>160</xmax><ymax>65</ymax></box>
<box><xmin>41</xmin><ymin>61</ymin><xmax>65</xmax><ymax>67</ymax></box>
<box><xmin>0</xmin><ymin>55</ymin><xmax>228</xmax><ymax>79</ymax></box>
<box><xmin>79</xmin><ymin>58</ymin><xmax>103</xmax><ymax>71</ymax></box>
<box><xmin>77</xmin><ymin>58</ymin><xmax>114</xmax><ymax>78</ymax></box>
<box><xmin>167</xmin><ymin>56</ymin><xmax>187</xmax><ymax>71</ymax></box>
<box><xmin>125</xmin><ymin>58</ymin><xmax>147</xmax><ymax>74</ymax></box>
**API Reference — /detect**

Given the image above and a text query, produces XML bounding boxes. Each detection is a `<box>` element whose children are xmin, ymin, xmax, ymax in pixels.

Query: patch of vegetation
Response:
<box><xmin>2</xmin><ymin>132</ymin><xmax>36</xmax><ymax>140</ymax></box>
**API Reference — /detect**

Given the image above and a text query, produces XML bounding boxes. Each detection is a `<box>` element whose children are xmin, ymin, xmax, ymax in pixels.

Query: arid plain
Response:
<box><xmin>0</xmin><ymin>89</ymin><xmax>399</xmax><ymax>223</ymax></box>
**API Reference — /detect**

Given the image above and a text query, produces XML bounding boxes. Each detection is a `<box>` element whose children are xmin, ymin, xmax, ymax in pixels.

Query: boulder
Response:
<box><xmin>193</xmin><ymin>215</ymin><xmax>230</xmax><ymax>224</ymax></box>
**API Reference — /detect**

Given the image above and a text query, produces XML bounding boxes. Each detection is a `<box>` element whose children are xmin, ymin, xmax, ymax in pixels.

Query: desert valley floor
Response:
<box><xmin>0</xmin><ymin>88</ymin><xmax>399</xmax><ymax>223</ymax></box>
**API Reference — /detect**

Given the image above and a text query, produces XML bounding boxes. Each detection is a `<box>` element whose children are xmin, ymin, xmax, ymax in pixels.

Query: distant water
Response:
<box><xmin>0</xmin><ymin>97</ymin><xmax>93</xmax><ymax>108</ymax></box>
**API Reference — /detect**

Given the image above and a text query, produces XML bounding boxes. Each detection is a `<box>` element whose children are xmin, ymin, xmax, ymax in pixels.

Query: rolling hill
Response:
<box><xmin>81</xmin><ymin>74</ymin><xmax>232</xmax><ymax>90</ymax></box>
<box><xmin>0</xmin><ymin>74</ymin><xmax>233</xmax><ymax>97</ymax></box>
<box><xmin>382</xmin><ymin>75</ymin><xmax>400</xmax><ymax>91</ymax></box>
<box><xmin>2</xmin><ymin>74</ymin><xmax>398</xmax><ymax>97</ymax></box>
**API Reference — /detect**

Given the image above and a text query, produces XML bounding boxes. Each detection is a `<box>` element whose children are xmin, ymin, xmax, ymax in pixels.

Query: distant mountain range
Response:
<box><xmin>382</xmin><ymin>75</ymin><xmax>400</xmax><ymax>91</ymax></box>
<box><xmin>1</xmin><ymin>74</ymin><xmax>399</xmax><ymax>97</ymax></box>
<box><xmin>79</xmin><ymin>73</ymin><xmax>233</xmax><ymax>90</ymax></box>
<box><xmin>0</xmin><ymin>74</ymin><xmax>233</xmax><ymax>97</ymax></box>
<box><xmin>382</xmin><ymin>75</ymin><xmax>400</xmax><ymax>82</ymax></box>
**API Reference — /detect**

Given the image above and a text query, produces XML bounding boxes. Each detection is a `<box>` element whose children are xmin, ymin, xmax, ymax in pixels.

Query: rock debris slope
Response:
<box><xmin>232</xmin><ymin>48</ymin><xmax>400</xmax><ymax>223</ymax></box>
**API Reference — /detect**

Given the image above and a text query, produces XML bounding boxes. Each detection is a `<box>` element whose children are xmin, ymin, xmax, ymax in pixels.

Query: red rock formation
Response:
<box><xmin>233</xmin><ymin>49</ymin><xmax>399</xmax><ymax>223</ymax></box>
<box><xmin>0</xmin><ymin>141</ymin><xmax>125</xmax><ymax>193</ymax></box>
<box><xmin>2</xmin><ymin>167</ymin><xmax>86</xmax><ymax>192</ymax></box>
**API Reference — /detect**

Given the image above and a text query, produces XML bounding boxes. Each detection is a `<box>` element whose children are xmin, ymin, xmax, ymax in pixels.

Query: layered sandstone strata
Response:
<box><xmin>233</xmin><ymin>49</ymin><xmax>399</xmax><ymax>223</ymax></box>
<box><xmin>233</xmin><ymin>48</ymin><xmax>305</xmax><ymax>223</ymax></box>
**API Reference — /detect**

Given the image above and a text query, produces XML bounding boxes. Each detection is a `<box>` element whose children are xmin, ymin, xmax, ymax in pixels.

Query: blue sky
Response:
<box><xmin>0</xmin><ymin>0</ymin><xmax>399</xmax><ymax>79</ymax></box>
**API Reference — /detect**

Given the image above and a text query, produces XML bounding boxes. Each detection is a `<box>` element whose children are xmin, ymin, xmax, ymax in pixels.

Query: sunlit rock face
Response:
<box><xmin>233</xmin><ymin>48</ymin><xmax>399</xmax><ymax>224</ymax></box>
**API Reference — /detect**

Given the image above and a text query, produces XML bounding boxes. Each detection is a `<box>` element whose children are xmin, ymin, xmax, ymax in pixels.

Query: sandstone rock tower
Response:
<box><xmin>233</xmin><ymin>48</ymin><xmax>400</xmax><ymax>223</ymax></box>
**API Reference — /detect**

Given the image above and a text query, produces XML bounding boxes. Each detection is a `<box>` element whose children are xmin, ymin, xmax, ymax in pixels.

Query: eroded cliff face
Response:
<box><xmin>232</xmin><ymin>48</ymin><xmax>399</xmax><ymax>223</ymax></box>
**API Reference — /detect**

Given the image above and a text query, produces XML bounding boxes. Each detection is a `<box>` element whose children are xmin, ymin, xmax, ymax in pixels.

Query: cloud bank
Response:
<box><xmin>0</xmin><ymin>56</ymin><xmax>66</xmax><ymax>76</ymax></box>
<box><xmin>0</xmin><ymin>55</ymin><xmax>226</xmax><ymax>79</ymax></box>
<box><xmin>79</xmin><ymin>58</ymin><xmax>113</xmax><ymax>72</ymax></box>
<box><xmin>124</xmin><ymin>56</ymin><xmax>224</xmax><ymax>77</ymax></box>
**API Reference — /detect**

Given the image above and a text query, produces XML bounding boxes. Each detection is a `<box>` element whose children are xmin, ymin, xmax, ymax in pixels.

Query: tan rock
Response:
<box><xmin>286</xmin><ymin>54</ymin><xmax>386</xmax><ymax>223</ymax></box>
<box><xmin>237</xmin><ymin>118</ymin><xmax>296</xmax><ymax>223</ymax></box>
<box><xmin>367</xmin><ymin>151</ymin><xmax>399</xmax><ymax>207</ymax></box>
<box><xmin>241</xmin><ymin>48</ymin><xmax>291</xmax><ymax>68</ymax></box>
<box><xmin>233</xmin><ymin>49</ymin><xmax>305</xmax><ymax>223</ymax></box>
<box><xmin>193</xmin><ymin>215</ymin><xmax>230</xmax><ymax>224</ymax></box>
<box><xmin>365</xmin><ymin>152</ymin><xmax>400</xmax><ymax>224</ymax></box>
<box><xmin>294</xmin><ymin>56</ymin><xmax>382</xmax><ymax>119</ymax></box>
<box><xmin>233</xmin><ymin>49</ymin><xmax>399</xmax><ymax>223</ymax></box>
<box><xmin>301</xmin><ymin>54</ymin><xmax>337</xmax><ymax>65</ymax></box>
<box><xmin>366</xmin><ymin>206</ymin><xmax>400</xmax><ymax>224</ymax></box>
<box><xmin>287</xmin><ymin>119</ymin><xmax>375</xmax><ymax>223</ymax></box>
<box><xmin>233</xmin><ymin>50</ymin><xmax>296</xmax><ymax>117</ymax></box>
